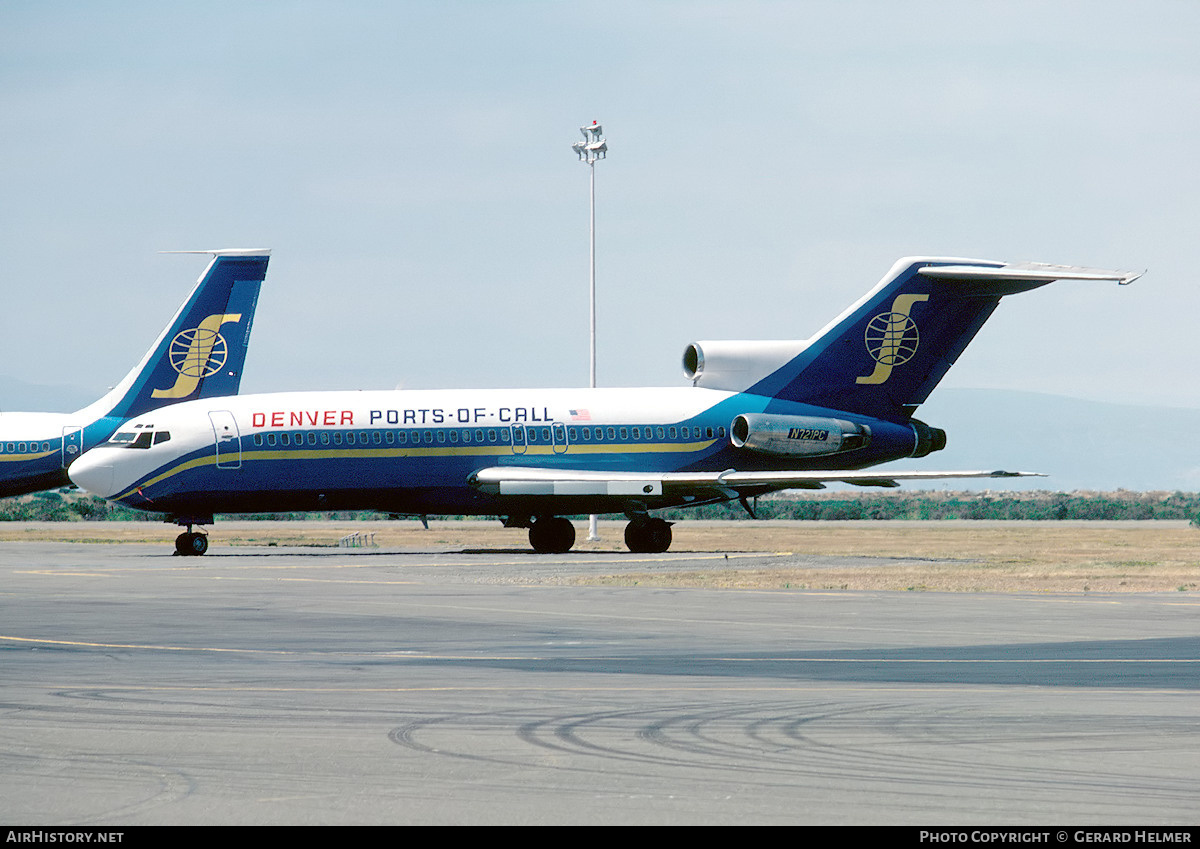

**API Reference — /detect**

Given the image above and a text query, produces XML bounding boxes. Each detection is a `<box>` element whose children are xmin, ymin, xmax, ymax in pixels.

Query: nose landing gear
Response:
<box><xmin>175</xmin><ymin>531</ymin><xmax>208</xmax><ymax>556</ymax></box>
<box><xmin>171</xmin><ymin>515</ymin><xmax>213</xmax><ymax>556</ymax></box>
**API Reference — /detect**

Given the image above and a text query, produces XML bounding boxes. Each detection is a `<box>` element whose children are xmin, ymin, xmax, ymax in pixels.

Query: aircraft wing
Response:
<box><xmin>469</xmin><ymin>467</ymin><xmax>1044</xmax><ymax>498</ymax></box>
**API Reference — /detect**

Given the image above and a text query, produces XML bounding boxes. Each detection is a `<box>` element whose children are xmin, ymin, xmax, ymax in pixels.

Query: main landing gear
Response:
<box><xmin>528</xmin><ymin>516</ymin><xmax>576</xmax><ymax>554</ymax></box>
<box><xmin>520</xmin><ymin>515</ymin><xmax>673</xmax><ymax>554</ymax></box>
<box><xmin>624</xmin><ymin>517</ymin><xmax>672</xmax><ymax>553</ymax></box>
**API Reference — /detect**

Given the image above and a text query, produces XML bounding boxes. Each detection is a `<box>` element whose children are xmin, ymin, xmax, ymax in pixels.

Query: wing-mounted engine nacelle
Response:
<box><xmin>730</xmin><ymin>413</ymin><xmax>871</xmax><ymax>457</ymax></box>
<box><xmin>683</xmin><ymin>340</ymin><xmax>809</xmax><ymax>391</ymax></box>
<box><xmin>910</xmin><ymin>418</ymin><xmax>947</xmax><ymax>458</ymax></box>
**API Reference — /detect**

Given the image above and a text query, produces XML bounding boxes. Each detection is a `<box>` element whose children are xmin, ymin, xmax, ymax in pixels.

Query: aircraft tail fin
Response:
<box><xmin>745</xmin><ymin>257</ymin><xmax>1139</xmax><ymax>421</ymax></box>
<box><xmin>77</xmin><ymin>249</ymin><xmax>271</xmax><ymax>421</ymax></box>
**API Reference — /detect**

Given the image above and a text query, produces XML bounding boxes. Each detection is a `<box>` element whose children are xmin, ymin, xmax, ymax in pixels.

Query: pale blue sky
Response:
<box><xmin>3</xmin><ymin>1</ymin><xmax>1197</xmax><ymax>408</ymax></box>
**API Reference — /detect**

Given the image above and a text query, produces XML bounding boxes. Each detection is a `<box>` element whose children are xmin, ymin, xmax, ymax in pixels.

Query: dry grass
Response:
<box><xmin>1</xmin><ymin>519</ymin><xmax>1198</xmax><ymax>593</ymax></box>
<box><xmin>596</xmin><ymin>521</ymin><xmax>1200</xmax><ymax>593</ymax></box>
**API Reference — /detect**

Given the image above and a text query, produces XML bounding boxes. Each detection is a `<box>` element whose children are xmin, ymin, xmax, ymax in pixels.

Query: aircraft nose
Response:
<box><xmin>68</xmin><ymin>452</ymin><xmax>117</xmax><ymax>497</ymax></box>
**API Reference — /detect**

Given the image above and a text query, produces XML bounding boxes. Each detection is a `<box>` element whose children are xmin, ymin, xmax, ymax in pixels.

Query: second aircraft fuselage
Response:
<box><xmin>0</xmin><ymin>411</ymin><xmax>129</xmax><ymax>498</ymax></box>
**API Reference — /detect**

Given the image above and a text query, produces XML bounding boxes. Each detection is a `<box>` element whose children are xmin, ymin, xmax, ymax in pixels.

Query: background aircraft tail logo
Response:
<box><xmin>152</xmin><ymin>312</ymin><xmax>242</xmax><ymax>399</ymax></box>
<box><xmin>856</xmin><ymin>294</ymin><xmax>927</xmax><ymax>385</ymax></box>
<box><xmin>98</xmin><ymin>251</ymin><xmax>270</xmax><ymax>421</ymax></box>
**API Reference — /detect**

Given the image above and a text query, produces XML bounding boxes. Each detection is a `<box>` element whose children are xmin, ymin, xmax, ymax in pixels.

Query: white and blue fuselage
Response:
<box><xmin>71</xmin><ymin>386</ymin><xmax>930</xmax><ymax>518</ymax></box>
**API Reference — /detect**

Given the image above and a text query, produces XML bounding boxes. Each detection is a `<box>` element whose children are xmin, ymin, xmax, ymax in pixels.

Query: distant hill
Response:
<box><xmin>0</xmin><ymin>375</ymin><xmax>93</xmax><ymax>414</ymax></box>
<box><xmin>894</xmin><ymin>389</ymin><xmax>1200</xmax><ymax>492</ymax></box>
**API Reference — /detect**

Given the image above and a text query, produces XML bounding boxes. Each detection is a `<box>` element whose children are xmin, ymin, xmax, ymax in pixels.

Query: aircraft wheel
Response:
<box><xmin>529</xmin><ymin>517</ymin><xmax>576</xmax><ymax>554</ymax></box>
<box><xmin>175</xmin><ymin>532</ymin><xmax>209</xmax><ymax>556</ymax></box>
<box><xmin>625</xmin><ymin>518</ymin><xmax>672</xmax><ymax>553</ymax></box>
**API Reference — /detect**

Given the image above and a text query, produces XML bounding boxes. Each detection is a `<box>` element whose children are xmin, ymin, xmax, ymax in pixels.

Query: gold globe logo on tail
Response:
<box><xmin>152</xmin><ymin>313</ymin><xmax>242</xmax><ymax>398</ymax></box>
<box><xmin>855</xmin><ymin>294</ymin><xmax>927</xmax><ymax>385</ymax></box>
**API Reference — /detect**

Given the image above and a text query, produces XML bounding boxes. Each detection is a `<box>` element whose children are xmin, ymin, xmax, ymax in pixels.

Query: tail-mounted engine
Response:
<box><xmin>730</xmin><ymin>413</ymin><xmax>871</xmax><ymax>457</ymax></box>
<box><xmin>909</xmin><ymin>418</ymin><xmax>947</xmax><ymax>458</ymax></box>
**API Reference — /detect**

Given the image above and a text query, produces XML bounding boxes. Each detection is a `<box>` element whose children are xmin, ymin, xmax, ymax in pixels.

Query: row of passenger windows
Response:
<box><xmin>0</xmin><ymin>441</ymin><xmax>52</xmax><ymax>454</ymax></box>
<box><xmin>573</xmin><ymin>424</ymin><xmax>725</xmax><ymax>442</ymax></box>
<box><xmin>250</xmin><ymin>424</ymin><xmax>726</xmax><ymax>449</ymax></box>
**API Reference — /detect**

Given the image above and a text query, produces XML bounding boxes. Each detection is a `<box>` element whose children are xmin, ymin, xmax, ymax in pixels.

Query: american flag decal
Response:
<box><xmin>569</xmin><ymin>409</ymin><xmax>591</xmax><ymax>420</ymax></box>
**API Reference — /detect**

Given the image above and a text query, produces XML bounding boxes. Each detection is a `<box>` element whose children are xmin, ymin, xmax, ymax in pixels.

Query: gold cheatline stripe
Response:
<box><xmin>114</xmin><ymin>438</ymin><xmax>718</xmax><ymax>501</ymax></box>
<box><xmin>0</xmin><ymin>448</ymin><xmax>57</xmax><ymax>463</ymax></box>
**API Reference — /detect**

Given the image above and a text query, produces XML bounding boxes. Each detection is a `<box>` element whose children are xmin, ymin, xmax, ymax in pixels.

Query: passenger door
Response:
<box><xmin>61</xmin><ymin>426</ymin><xmax>83</xmax><ymax>468</ymax></box>
<box><xmin>208</xmin><ymin>410</ymin><xmax>241</xmax><ymax>469</ymax></box>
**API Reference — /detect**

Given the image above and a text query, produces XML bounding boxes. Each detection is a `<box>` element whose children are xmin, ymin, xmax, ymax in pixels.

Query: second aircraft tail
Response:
<box><xmin>78</xmin><ymin>249</ymin><xmax>271</xmax><ymax>421</ymax></box>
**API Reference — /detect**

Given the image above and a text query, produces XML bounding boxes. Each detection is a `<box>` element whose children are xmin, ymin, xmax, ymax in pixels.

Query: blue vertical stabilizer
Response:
<box><xmin>749</xmin><ymin>258</ymin><xmax>1137</xmax><ymax>421</ymax></box>
<box><xmin>97</xmin><ymin>250</ymin><xmax>271</xmax><ymax>420</ymax></box>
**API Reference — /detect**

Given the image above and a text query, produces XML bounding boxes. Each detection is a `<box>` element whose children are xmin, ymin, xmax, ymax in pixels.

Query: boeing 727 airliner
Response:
<box><xmin>68</xmin><ymin>256</ymin><xmax>1138</xmax><ymax>555</ymax></box>
<box><xmin>0</xmin><ymin>250</ymin><xmax>271</xmax><ymax>498</ymax></box>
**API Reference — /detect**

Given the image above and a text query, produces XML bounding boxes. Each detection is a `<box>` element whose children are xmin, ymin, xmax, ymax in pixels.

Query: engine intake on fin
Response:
<box><xmin>683</xmin><ymin>340</ymin><xmax>809</xmax><ymax>392</ymax></box>
<box><xmin>730</xmin><ymin>413</ymin><xmax>871</xmax><ymax>457</ymax></box>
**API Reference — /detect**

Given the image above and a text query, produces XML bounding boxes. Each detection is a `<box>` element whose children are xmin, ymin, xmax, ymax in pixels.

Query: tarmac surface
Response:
<box><xmin>2</xmin><ymin>538</ymin><xmax>1199</xmax><ymax>825</ymax></box>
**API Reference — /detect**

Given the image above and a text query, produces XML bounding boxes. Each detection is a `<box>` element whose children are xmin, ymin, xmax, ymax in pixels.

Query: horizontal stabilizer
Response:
<box><xmin>159</xmin><ymin>249</ymin><xmax>272</xmax><ymax>257</ymax></box>
<box><xmin>919</xmin><ymin>261</ymin><xmax>1142</xmax><ymax>288</ymax></box>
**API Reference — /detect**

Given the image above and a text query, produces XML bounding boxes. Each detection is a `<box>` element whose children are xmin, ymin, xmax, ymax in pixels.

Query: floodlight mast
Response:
<box><xmin>571</xmin><ymin>120</ymin><xmax>607</xmax><ymax>542</ymax></box>
<box><xmin>571</xmin><ymin>121</ymin><xmax>606</xmax><ymax>389</ymax></box>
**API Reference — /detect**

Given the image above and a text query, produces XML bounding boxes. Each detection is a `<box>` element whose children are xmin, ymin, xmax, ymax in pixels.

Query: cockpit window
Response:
<box><xmin>109</xmin><ymin>429</ymin><xmax>171</xmax><ymax>448</ymax></box>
